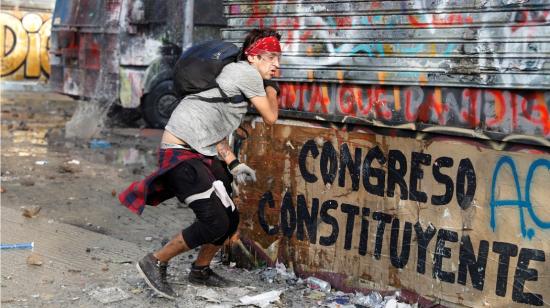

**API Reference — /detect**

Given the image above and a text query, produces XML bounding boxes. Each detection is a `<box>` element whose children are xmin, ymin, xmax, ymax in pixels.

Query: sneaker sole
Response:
<box><xmin>136</xmin><ymin>262</ymin><xmax>176</xmax><ymax>300</ymax></box>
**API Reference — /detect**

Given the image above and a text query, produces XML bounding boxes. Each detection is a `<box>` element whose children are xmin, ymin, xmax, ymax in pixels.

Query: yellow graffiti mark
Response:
<box><xmin>1</xmin><ymin>12</ymin><xmax>51</xmax><ymax>79</ymax></box>
<box><xmin>393</xmin><ymin>86</ymin><xmax>401</xmax><ymax>111</ymax></box>
<box><xmin>419</xmin><ymin>73</ymin><xmax>428</xmax><ymax>85</ymax></box>
<box><xmin>306</xmin><ymin>46</ymin><xmax>314</xmax><ymax>56</ymax></box>
<box><xmin>383</xmin><ymin>44</ymin><xmax>393</xmax><ymax>55</ymax></box>
<box><xmin>1</xmin><ymin>12</ymin><xmax>28</xmax><ymax>76</ymax></box>
<box><xmin>23</xmin><ymin>14</ymin><xmax>43</xmax><ymax>77</ymax></box>
<box><xmin>378</xmin><ymin>71</ymin><xmax>386</xmax><ymax>84</ymax></box>
<box><xmin>336</xmin><ymin>70</ymin><xmax>344</xmax><ymax>83</ymax></box>
<box><xmin>429</xmin><ymin>43</ymin><xmax>437</xmax><ymax>57</ymax></box>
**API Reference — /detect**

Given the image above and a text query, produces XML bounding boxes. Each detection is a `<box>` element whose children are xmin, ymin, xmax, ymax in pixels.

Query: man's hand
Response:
<box><xmin>229</xmin><ymin>160</ymin><xmax>257</xmax><ymax>184</ymax></box>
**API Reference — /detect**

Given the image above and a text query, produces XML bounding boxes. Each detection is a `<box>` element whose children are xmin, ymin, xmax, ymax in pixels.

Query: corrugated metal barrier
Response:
<box><xmin>223</xmin><ymin>0</ymin><xmax>550</xmax><ymax>146</ymax></box>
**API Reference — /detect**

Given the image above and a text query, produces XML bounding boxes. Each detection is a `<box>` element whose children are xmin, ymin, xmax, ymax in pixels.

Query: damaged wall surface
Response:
<box><xmin>236</xmin><ymin>120</ymin><xmax>550</xmax><ymax>307</ymax></box>
<box><xmin>1</xmin><ymin>0</ymin><xmax>54</xmax><ymax>81</ymax></box>
<box><xmin>224</xmin><ymin>1</ymin><xmax>550</xmax><ymax>307</ymax></box>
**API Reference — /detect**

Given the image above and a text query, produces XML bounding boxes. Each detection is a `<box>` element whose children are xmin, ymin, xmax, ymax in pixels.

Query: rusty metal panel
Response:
<box><xmin>224</xmin><ymin>0</ymin><xmax>550</xmax><ymax>90</ymax></box>
<box><xmin>235</xmin><ymin>118</ymin><xmax>550</xmax><ymax>307</ymax></box>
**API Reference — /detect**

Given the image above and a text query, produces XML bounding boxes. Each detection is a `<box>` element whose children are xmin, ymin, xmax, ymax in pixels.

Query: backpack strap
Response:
<box><xmin>193</xmin><ymin>86</ymin><xmax>245</xmax><ymax>104</ymax></box>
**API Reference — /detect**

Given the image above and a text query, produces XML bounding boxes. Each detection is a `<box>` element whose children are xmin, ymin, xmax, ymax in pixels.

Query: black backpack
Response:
<box><xmin>173</xmin><ymin>40</ymin><xmax>243</xmax><ymax>103</ymax></box>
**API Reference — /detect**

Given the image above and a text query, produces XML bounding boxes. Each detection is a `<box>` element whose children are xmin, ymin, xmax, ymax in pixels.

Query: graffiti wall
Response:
<box><xmin>1</xmin><ymin>7</ymin><xmax>52</xmax><ymax>81</ymax></box>
<box><xmin>224</xmin><ymin>0</ymin><xmax>550</xmax><ymax>145</ymax></box>
<box><xmin>225</xmin><ymin>0</ymin><xmax>550</xmax><ymax>90</ymax></box>
<box><xmin>236</xmin><ymin>119</ymin><xmax>550</xmax><ymax>307</ymax></box>
<box><xmin>278</xmin><ymin>82</ymin><xmax>550</xmax><ymax>147</ymax></box>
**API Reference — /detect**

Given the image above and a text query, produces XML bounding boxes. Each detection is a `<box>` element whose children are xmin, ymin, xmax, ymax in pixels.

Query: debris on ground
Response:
<box><xmin>22</xmin><ymin>206</ymin><xmax>41</xmax><ymax>218</ymax></box>
<box><xmin>90</xmin><ymin>139</ymin><xmax>112</xmax><ymax>149</ymax></box>
<box><xmin>88</xmin><ymin>287</ymin><xmax>130</xmax><ymax>304</ymax></box>
<box><xmin>352</xmin><ymin>290</ymin><xmax>384</xmax><ymax>307</ymax></box>
<box><xmin>26</xmin><ymin>253</ymin><xmax>43</xmax><ymax>266</ymax></box>
<box><xmin>239</xmin><ymin>289</ymin><xmax>283</xmax><ymax>308</ymax></box>
<box><xmin>306</xmin><ymin>276</ymin><xmax>331</xmax><ymax>292</ymax></box>
<box><xmin>20</xmin><ymin>178</ymin><xmax>35</xmax><ymax>186</ymax></box>
<box><xmin>1</xmin><ymin>242</ymin><xmax>34</xmax><ymax>250</ymax></box>
<box><xmin>196</xmin><ymin>288</ymin><xmax>223</xmax><ymax>303</ymax></box>
<box><xmin>35</xmin><ymin>160</ymin><xmax>48</xmax><ymax>165</ymax></box>
<box><xmin>58</xmin><ymin>162</ymin><xmax>81</xmax><ymax>173</ymax></box>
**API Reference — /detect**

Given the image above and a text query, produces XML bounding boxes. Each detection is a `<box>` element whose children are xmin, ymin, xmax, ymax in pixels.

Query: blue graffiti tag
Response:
<box><xmin>490</xmin><ymin>156</ymin><xmax>550</xmax><ymax>239</ymax></box>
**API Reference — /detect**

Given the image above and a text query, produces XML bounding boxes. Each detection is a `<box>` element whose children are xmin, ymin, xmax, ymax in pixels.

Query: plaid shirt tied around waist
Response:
<box><xmin>118</xmin><ymin>148</ymin><xmax>213</xmax><ymax>215</ymax></box>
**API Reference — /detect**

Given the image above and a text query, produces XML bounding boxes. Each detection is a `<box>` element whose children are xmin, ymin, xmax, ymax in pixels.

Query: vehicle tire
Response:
<box><xmin>140</xmin><ymin>80</ymin><xmax>181</xmax><ymax>129</ymax></box>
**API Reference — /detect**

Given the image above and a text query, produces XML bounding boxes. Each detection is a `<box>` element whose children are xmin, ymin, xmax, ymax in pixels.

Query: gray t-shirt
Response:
<box><xmin>165</xmin><ymin>61</ymin><xmax>266</xmax><ymax>156</ymax></box>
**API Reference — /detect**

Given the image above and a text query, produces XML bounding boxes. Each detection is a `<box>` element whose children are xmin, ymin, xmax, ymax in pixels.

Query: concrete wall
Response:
<box><xmin>236</xmin><ymin>119</ymin><xmax>549</xmax><ymax>307</ymax></box>
<box><xmin>225</xmin><ymin>1</ymin><xmax>550</xmax><ymax>306</ymax></box>
<box><xmin>1</xmin><ymin>0</ymin><xmax>54</xmax><ymax>81</ymax></box>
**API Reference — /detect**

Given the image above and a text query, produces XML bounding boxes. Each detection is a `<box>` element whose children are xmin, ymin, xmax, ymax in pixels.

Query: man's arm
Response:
<box><xmin>249</xmin><ymin>85</ymin><xmax>279</xmax><ymax>125</ymax></box>
<box><xmin>216</xmin><ymin>138</ymin><xmax>237</xmax><ymax>165</ymax></box>
<box><xmin>216</xmin><ymin>138</ymin><xmax>256</xmax><ymax>184</ymax></box>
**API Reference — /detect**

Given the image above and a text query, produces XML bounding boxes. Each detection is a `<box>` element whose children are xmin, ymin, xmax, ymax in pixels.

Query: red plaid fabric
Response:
<box><xmin>118</xmin><ymin>148</ymin><xmax>213</xmax><ymax>215</ymax></box>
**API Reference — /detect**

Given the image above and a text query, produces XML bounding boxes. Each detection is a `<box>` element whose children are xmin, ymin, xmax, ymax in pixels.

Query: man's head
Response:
<box><xmin>240</xmin><ymin>28</ymin><xmax>282</xmax><ymax>80</ymax></box>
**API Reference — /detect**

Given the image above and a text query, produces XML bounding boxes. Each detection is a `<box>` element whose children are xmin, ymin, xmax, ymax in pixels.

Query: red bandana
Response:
<box><xmin>244</xmin><ymin>36</ymin><xmax>281</xmax><ymax>56</ymax></box>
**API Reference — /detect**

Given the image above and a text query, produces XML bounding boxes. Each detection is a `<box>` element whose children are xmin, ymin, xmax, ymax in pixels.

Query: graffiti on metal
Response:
<box><xmin>225</xmin><ymin>0</ymin><xmax>550</xmax><ymax>89</ymax></box>
<box><xmin>278</xmin><ymin>82</ymin><xmax>550</xmax><ymax>145</ymax></box>
<box><xmin>0</xmin><ymin>11</ymin><xmax>51</xmax><ymax>80</ymax></box>
<box><xmin>236</xmin><ymin>120</ymin><xmax>550</xmax><ymax>307</ymax></box>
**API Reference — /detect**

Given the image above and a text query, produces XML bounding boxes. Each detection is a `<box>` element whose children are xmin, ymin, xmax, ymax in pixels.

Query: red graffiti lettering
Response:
<box><xmin>519</xmin><ymin>92</ymin><xmax>550</xmax><ymax>135</ymax></box>
<box><xmin>404</xmin><ymin>88</ymin><xmax>417</xmax><ymax>121</ymax></box>
<box><xmin>511</xmin><ymin>11</ymin><xmax>550</xmax><ymax>32</ymax></box>
<box><xmin>461</xmin><ymin>89</ymin><xmax>480</xmax><ymax>127</ymax></box>
<box><xmin>308</xmin><ymin>84</ymin><xmax>330</xmax><ymax>113</ymax></box>
<box><xmin>364</xmin><ymin>87</ymin><xmax>392</xmax><ymax>120</ymax></box>
<box><xmin>486</xmin><ymin>90</ymin><xmax>507</xmax><ymax>127</ymax></box>
<box><xmin>245</xmin><ymin>0</ymin><xmax>272</xmax><ymax>27</ymax></box>
<box><xmin>280</xmin><ymin>83</ymin><xmax>296</xmax><ymax>109</ymax></box>
<box><xmin>338</xmin><ymin>85</ymin><xmax>362</xmax><ymax>116</ymax></box>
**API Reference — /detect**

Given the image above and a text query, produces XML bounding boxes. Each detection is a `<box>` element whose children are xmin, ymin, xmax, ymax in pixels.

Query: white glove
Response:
<box><xmin>229</xmin><ymin>160</ymin><xmax>257</xmax><ymax>184</ymax></box>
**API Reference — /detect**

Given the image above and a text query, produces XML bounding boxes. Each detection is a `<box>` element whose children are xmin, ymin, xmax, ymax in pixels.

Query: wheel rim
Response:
<box><xmin>157</xmin><ymin>94</ymin><xmax>179</xmax><ymax>119</ymax></box>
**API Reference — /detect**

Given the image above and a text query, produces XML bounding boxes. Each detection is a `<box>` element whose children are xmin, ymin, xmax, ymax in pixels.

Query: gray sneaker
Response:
<box><xmin>136</xmin><ymin>253</ymin><xmax>176</xmax><ymax>300</ymax></box>
<box><xmin>188</xmin><ymin>265</ymin><xmax>233</xmax><ymax>287</ymax></box>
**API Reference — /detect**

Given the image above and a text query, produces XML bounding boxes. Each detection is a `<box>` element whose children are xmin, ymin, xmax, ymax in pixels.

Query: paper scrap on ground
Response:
<box><xmin>239</xmin><ymin>290</ymin><xmax>283</xmax><ymax>308</ymax></box>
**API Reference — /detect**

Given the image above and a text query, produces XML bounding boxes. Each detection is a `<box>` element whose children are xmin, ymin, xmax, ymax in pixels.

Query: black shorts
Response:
<box><xmin>163</xmin><ymin>157</ymin><xmax>239</xmax><ymax>248</ymax></box>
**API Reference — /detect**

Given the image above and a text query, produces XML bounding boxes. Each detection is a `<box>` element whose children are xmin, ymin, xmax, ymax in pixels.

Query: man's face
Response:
<box><xmin>249</xmin><ymin>52</ymin><xmax>281</xmax><ymax>79</ymax></box>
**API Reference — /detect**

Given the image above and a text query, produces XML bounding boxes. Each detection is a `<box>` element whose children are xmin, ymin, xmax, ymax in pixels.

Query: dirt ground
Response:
<box><xmin>0</xmin><ymin>90</ymin><xmax>409</xmax><ymax>308</ymax></box>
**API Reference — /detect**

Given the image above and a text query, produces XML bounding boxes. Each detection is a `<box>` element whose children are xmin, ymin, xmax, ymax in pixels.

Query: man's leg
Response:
<box><xmin>195</xmin><ymin>243</ymin><xmax>222</xmax><ymax>266</ymax></box>
<box><xmin>154</xmin><ymin>233</ymin><xmax>190</xmax><ymax>263</ymax></box>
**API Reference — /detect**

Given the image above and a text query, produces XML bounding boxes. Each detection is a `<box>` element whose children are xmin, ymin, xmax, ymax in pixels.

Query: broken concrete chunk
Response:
<box><xmin>26</xmin><ymin>253</ymin><xmax>43</xmax><ymax>266</ymax></box>
<box><xmin>22</xmin><ymin>206</ymin><xmax>41</xmax><ymax>218</ymax></box>
<box><xmin>88</xmin><ymin>287</ymin><xmax>129</xmax><ymax>304</ymax></box>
